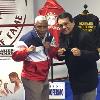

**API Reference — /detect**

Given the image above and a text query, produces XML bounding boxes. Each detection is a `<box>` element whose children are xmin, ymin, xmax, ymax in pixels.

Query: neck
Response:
<box><xmin>15</xmin><ymin>79</ymin><xmax>21</xmax><ymax>86</ymax></box>
<box><xmin>14</xmin><ymin>80</ymin><xmax>21</xmax><ymax>93</ymax></box>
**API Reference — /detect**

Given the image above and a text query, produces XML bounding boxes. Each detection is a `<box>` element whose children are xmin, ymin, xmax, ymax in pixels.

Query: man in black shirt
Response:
<box><xmin>57</xmin><ymin>12</ymin><xmax>99</xmax><ymax>100</ymax></box>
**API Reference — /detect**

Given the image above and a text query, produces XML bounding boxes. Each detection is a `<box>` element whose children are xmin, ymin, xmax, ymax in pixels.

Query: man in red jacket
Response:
<box><xmin>12</xmin><ymin>15</ymin><xmax>57</xmax><ymax>100</ymax></box>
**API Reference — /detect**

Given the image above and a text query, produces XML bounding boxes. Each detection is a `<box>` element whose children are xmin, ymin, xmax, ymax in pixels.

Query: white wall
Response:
<box><xmin>34</xmin><ymin>0</ymin><xmax>100</xmax><ymax>19</ymax></box>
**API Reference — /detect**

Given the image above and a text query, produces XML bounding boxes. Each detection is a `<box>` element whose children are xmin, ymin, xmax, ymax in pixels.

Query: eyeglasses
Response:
<box><xmin>58</xmin><ymin>22</ymin><xmax>71</xmax><ymax>28</ymax></box>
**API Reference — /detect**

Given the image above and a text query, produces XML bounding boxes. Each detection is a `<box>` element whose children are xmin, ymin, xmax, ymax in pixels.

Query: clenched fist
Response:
<box><xmin>71</xmin><ymin>48</ymin><xmax>81</xmax><ymax>56</ymax></box>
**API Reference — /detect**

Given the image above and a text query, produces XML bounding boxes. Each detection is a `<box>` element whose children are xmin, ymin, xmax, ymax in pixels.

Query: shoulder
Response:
<box><xmin>20</xmin><ymin>29</ymin><xmax>37</xmax><ymax>41</ymax></box>
<box><xmin>17</xmin><ymin>30</ymin><xmax>37</xmax><ymax>47</ymax></box>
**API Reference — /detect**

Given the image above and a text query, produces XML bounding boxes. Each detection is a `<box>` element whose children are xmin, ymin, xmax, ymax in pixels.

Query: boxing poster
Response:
<box><xmin>0</xmin><ymin>0</ymin><xmax>34</xmax><ymax>99</ymax></box>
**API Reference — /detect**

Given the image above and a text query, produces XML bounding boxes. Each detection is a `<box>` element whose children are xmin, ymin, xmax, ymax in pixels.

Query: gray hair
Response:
<box><xmin>35</xmin><ymin>15</ymin><xmax>47</xmax><ymax>24</ymax></box>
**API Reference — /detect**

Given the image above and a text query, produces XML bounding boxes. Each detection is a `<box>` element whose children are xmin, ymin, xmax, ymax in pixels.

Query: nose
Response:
<box><xmin>41</xmin><ymin>27</ymin><xmax>45</xmax><ymax>31</ymax></box>
<box><xmin>40</xmin><ymin>28</ymin><xmax>46</xmax><ymax>33</ymax></box>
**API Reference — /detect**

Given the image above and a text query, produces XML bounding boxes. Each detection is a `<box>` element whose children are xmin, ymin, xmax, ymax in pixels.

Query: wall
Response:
<box><xmin>34</xmin><ymin>0</ymin><xmax>100</xmax><ymax>19</ymax></box>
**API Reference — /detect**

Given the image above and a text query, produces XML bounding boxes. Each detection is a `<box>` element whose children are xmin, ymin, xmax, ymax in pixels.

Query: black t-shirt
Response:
<box><xmin>74</xmin><ymin>13</ymin><xmax>100</xmax><ymax>48</ymax></box>
<box><xmin>74</xmin><ymin>13</ymin><xmax>99</xmax><ymax>32</ymax></box>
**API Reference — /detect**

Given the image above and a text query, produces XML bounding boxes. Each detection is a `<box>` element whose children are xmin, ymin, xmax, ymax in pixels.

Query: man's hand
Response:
<box><xmin>0</xmin><ymin>89</ymin><xmax>7</xmax><ymax>96</ymax></box>
<box><xmin>71</xmin><ymin>48</ymin><xmax>81</xmax><ymax>56</ymax></box>
<box><xmin>28</xmin><ymin>45</ymin><xmax>36</xmax><ymax>52</ymax></box>
<box><xmin>58</xmin><ymin>48</ymin><xmax>66</xmax><ymax>56</ymax></box>
<box><xmin>97</xmin><ymin>48</ymin><xmax>100</xmax><ymax>52</ymax></box>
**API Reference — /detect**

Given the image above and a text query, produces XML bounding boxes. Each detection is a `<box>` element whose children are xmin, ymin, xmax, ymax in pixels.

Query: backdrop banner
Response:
<box><xmin>0</xmin><ymin>0</ymin><xmax>34</xmax><ymax>99</ymax></box>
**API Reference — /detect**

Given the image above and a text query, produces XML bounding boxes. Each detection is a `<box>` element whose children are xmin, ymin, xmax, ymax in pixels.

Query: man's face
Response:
<box><xmin>35</xmin><ymin>20</ymin><xmax>48</xmax><ymax>38</ymax></box>
<box><xmin>9</xmin><ymin>77</ymin><xmax>16</xmax><ymax>83</ymax></box>
<box><xmin>58</xmin><ymin>17</ymin><xmax>75</xmax><ymax>35</ymax></box>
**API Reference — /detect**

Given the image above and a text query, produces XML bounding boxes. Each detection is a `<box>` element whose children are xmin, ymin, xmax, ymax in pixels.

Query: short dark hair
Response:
<box><xmin>57</xmin><ymin>12</ymin><xmax>73</xmax><ymax>23</ymax></box>
<box><xmin>9</xmin><ymin>72</ymin><xmax>19</xmax><ymax>78</ymax></box>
